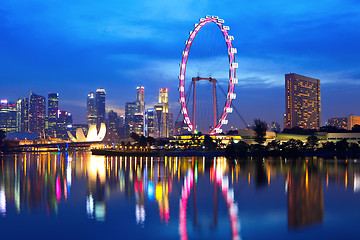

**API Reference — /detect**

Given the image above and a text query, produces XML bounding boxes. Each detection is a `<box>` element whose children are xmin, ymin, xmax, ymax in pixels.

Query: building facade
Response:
<box><xmin>108</xmin><ymin>110</ymin><xmax>119</xmax><ymax>140</ymax></box>
<box><xmin>136</xmin><ymin>86</ymin><xmax>145</xmax><ymax>115</ymax></box>
<box><xmin>125</xmin><ymin>101</ymin><xmax>140</xmax><ymax>138</ymax></box>
<box><xmin>284</xmin><ymin>73</ymin><xmax>321</xmax><ymax>130</ymax></box>
<box><xmin>56</xmin><ymin>110</ymin><xmax>72</xmax><ymax>138</ymax></box>
<box><xmin>95</xmin><ymin>88</ymin><xmax>106</xmax><ymax>127</ymax></box>
<box><xmin>158</xmin><ymin>88</ymin><xmax>173</xmax><ymax>137</ymax></box>
<box><xmin>48</xmin><ymin>93</ymin><xmax>59</xmax><ymax>136</ymax></box>
<box><xmin>145</xmin><ymin>108</ymin><xmax>155</xmax><ymax>137</ymax></box>
<box><xmin>16</xmin><ymin>98</ymin><xmax>29</xmax><ymax>132</ymax></box>
<box><xmin>0</xmin><ymin>100</ymin><xmax>17</xmax><ymax>133</ymax></box>
<box><xmin>328</xmin><ymin>115</ymin><xmax>360</xmax><ymax>130</ymax></box>
<box><xmin>28</xmin><ymin>92</ymin><xmax>46</xmax><ymax>135</ymax></box>
<box><xmin>87</xmin><ymin>92</ymin><xmax>96</xmax><ymax>125</ymax></box>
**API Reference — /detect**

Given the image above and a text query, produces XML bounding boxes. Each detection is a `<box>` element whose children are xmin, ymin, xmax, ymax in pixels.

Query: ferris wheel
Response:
<box><xmin>179</xmin><ymin>15</ymin><xmax>238</xmax><ymax>135</ymax></box>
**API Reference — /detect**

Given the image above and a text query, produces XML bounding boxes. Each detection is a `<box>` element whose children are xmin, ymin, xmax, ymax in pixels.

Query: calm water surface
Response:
<box><xmin>0</xmin><ymin>152</ymin><xmax>360</xmax><ymax>239</ymax></box>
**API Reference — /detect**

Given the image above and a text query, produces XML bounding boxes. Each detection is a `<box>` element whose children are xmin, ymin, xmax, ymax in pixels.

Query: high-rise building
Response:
<box><xmin>158</xmin><ymin>88</ymin><xmax>173</xmax><ymax>137</ymax></box>
<box><xmin>48</xmin><ymin>93</ymin><xmax>58</xmax><ymax>136</ymax></box>
<box><xmin>145</xmin><ymin>108</ymin><xmax>155</xmax><ymax>137</ymax></box>
<box><xmin>125</xmin><ymin>101</ymin><xmax>140</xmax><ymax>138</ymax></box>
<box><xmin>284</xmin><ymin>73</ymin><xmax>321</xmax><ymax>130</ymax></box>
<box><xmin>96</xmin><ymin>88</ymin><xmax>106</xmax><ymax>127</ymax></box>
<box><xmin>18</xmin><ymin>97</ymin><xmax>29</xmax><ymax>132</ymax></box>
<box><xmin>159</xmin><ymin>88</ymin><xmax>169</xmax><ymax>113</ymax></box>
<box><xmin>154</xmin><ymin>105</ymin><xmax>163</xmax><ymax>138</ymax></box>
<box><xmin>136</xmin><ymin>86</ymin><xmax>145</xmax><ymax>115</ymax></box>
<box><xmin>56</xmin><ymin>110</ymin><xmax>72</xmax><ymax>138</ymax></box>
<box><xmin>0</xmin><ymin>99</ymin><xmax>17</xmax><ymax>133</ymax></box>
<box><xmin>174</xmin><ymin>121</ymin><xmax>188</xmax><ymax>135</ymax></box>
<box><xmin>28</xmin><ymin>92</ymin><xmax>46</xmax><ymax>135</ymax></box>
<box><xmin>87</xmin><ymin>92</ymin><xmax>96</xmax><ymax>125</ymax></box>
<box><xmin>108</xmin><ymin>110</ymin><xmax>119</xmax><ymax>140</ymax></box>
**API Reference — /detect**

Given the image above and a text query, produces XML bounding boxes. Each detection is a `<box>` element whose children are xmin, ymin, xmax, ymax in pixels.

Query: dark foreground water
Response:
<box><xmin>0</xmin><ymin>152</ymin><xmax>359</xmax><ymax>240</ymax></box>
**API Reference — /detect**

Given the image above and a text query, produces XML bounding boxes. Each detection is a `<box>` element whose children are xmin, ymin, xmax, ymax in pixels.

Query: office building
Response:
<box><xmin>145</xmin><ymin>108</ymin><xmax>155</xmax><ymax>137</ymax></box>
<box><xmin>28</xmin><ymin>92</ymin><xmax>46</xmax><ymax>135</ymax></box>
<box><xmin>328</xmin><ymin>115</ymin><xmax>360</xmax><ymax>130</ymax></box>
<box><xmin>108</xmin><ymin>110</ymin><xmax>119</xmax><ymax>140</ymax></box>
<box><xmin>347</xmin><ymin>115</ymin><xmax>360</xmax><ymax>130</ymax></box>
<box><xmin>0</xmin><ymin>100</ymin><xmax>17</xmax><ymax>133</ymax></box>
<box><xmin>158</xmin><ymin>88</ymin><xmax>173</xmax><ymax>137</ymax></box>
<box><xmin>133</xmin><ymin>114</ymin><xmax>144</xmax><ymax>136</ymax></box>
<box><xmin>87</xmin><ymin>92</ymin><xmax>97</xmax><ymax>125</ymax></box>
<box><xmin>136</xmin><ymin>86</ymin><xmax>145</xmax><ymax>115</ymax></box>
<box><xmin>284</xmin><ymin>73</ymin><xmax>321</xmax><ymax>130</ymax></box>
<box><xmin>125</xmin><ymin>101</ymin><xmax>140</xmax><ymax>138</ymax></box>
<box><xmin>16</xmin><ymin>98</ymin><xmax>29</xmax><ymax>132</ymax></box>
<box><xmin>48</xmin><ymin>93</ymin><xmax>59</xmax><ymax>136</ymax></box>
<box><xmin>328</xmin><ymin>117</ymin><xmax>347</xmax><ymax>130</ymax></box>
<box><xmin>56</xmin><ymin>110</ymin><xmax>72</xmax><ymax>138</ymax></box>
<box><xmin>154</xmin><ymin>105</ymin><xmax>163</xmax><ymax>138</ymax></box>
<box><xmin>174</xmin><ymin>121</ymin><xmax>188</xmax><ymax>135</ymax></box>
<box><xmin>96</xmin><ymin>88</ymin><xmax>106</xmax><ymax>127</ymax></box>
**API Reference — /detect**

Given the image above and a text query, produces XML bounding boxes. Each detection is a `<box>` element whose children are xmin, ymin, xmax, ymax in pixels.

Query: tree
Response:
<box><xmin>336</xmin><ymin>139</ymin><xmax>348</xmax><ymax>152</ymax></box>
<box><xmin>203</xmin><ymin>135</ymin><xmax>217</xmax><ymax>150</ymax></box>
<box><xmin>130</xmin><ymin>132</ymin><xmax>140</xmax><ymax>141</ymax></box>
<box><xmin>321</xmin><ymin>141</ymin><xmax>335</xmax><ymax>152</ymax></box>
<box><xmin>306</xmin><ymin>135</ymin><xmax>320</xmax><ymax>151</ymax></box>
<box><xmin>252</xmin><ymin>119</ymin><xmax>267</xmax><ymax>145</ymax></box>
<box><xmin>266</xmin><ymin>139</ymin><xmax>281</xmax><ymax>152</ymax></box>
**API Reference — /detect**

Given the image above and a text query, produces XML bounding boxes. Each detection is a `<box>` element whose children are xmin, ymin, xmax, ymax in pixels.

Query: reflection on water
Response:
<box><xmin>0</xmin><ymin>153</ymin><xmax>360</xmax><ymax>239</ymax></box>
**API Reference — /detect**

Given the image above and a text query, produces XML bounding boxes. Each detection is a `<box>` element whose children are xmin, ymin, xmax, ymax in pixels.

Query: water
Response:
<box><xmin>0</xmin><ymin>152</ymin><xmax>359</xmax><ymax>239</ymax></box>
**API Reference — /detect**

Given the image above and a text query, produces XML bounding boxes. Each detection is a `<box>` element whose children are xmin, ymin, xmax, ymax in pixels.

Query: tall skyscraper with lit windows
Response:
<box><xmin>284</xmin><ymin>73</ymin><xmax>321</xmax><ymax>130</ymax></box>
<box><xmin>158</xmin><ymin>88</ymin><xmax>173</xmax><ymax>137</ymax></box>
<box><xmin>136</xmin><ymin>86</ymin><xmax>145</xmax><ymax>115</ymax></box>
<box><xmin>87</xmin><ymin>92</ymin><xmax>96</xmax><ymax>125</ymax></box>
<box><xmin>28</xmin><ymin>92</ymin><xmax>46</xmax><ymax>135</ymax></box>
<box><xmin>96</xmin><ymin>88</ymin><xmax>106</xmax><ymax>127</ymax></box>
<box><xmin>47</xmin><ymin>93</ymin><xmax>58</xmax><ymax>136</ymax></box>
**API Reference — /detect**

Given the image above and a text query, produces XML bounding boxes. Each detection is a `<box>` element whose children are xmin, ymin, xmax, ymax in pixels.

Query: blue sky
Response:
<box><xmin>0</xmin><ymin>0</ymin><xmax>359</xmax><ymax>127</ymax></box>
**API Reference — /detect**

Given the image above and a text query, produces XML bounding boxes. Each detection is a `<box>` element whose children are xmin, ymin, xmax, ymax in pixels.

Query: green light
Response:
<box><xmin>194</xmin><ymin>130</ymin><xmax>198</xmax><ymax>134</ymax></box>
<box><xmin>195</xmin><ymin>164</ymin><xmax>198</xmax><ymax>183</ymax></box>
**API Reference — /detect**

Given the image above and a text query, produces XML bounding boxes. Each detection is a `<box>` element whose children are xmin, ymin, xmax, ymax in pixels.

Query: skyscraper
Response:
<box><xmin>96</xmin><ymin>88</ymin><xmax>106</xmax><ymax>127</ymax></box>
<box><xmin>154</xmin><ymin>105</ymin><xmax>163</xmax><ymax>138</ymax></box>
<box><xmin>16</xmin><ymin>98</ymin><xmax>29</xmax><ymax>132</ymax></box>
<box><xmin>159</xmin><ymin>88</ymin><xmax>169</xmax><ymax>113</ymax></box>
<box><xmin>56</xmin><ymin>110</ymin><xmax>72</xmax><ymax>138</ymax></box>
<box><xmin>158</xmin><ymin>88</ymin><xmax>172</xmax><ymax>137</ymax></box>
<box><xmin>87</xmin><ymin>92</ymin><xmax>96</xmax><ymax>125</ymax></box>
<box><xmin>48</xmin><ymin>93</ymin><xmax>58</xmax><ymax>136</ymax></box>
<box><xmin>19</xmin><ymin>97</ymin><xmax>29</xmax><ymax>132</ymax></box>
<box><xmin>125</xmin><ymin>101</ymin><xmax>140</xmax><ymax>138</ymax></box>
<box><xmin>28</xmin><ymin>92</ymin><xmax>46</xmax><ymax>135</ymax></box>
<box><xmin>284</xmin><ymin>73</ymin><xmax>321</xmax><ymax>130</ymax></box>
<box><xmin>136</xmin><ymin>86</ymin><xmax>145</xmax><ymax>115</ymax></box>
<box><xmin>145</xmin><ymin>108</ymin><xmax>155</xmax><ymax>137</ymax></box>
<box><xmin>0</xmin><ymin>100</ymin><xmax>17</xmax><ymax>133</ymax></box>
<box><xmin>108</xmin><ymin>110</ymin><xmax>119</xmax><ymax>140</ymax></box>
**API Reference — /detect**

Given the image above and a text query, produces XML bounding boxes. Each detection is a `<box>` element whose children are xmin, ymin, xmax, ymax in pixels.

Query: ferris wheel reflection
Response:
<box><xmin>179</xmin><ymin>158</ymin><xmax>241</xmax><ymax>240</ymax></box>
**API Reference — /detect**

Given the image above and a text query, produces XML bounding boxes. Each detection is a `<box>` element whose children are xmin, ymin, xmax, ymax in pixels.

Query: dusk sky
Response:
<box><xmin>1</xmin><ymin>0</ymin><xmax>360</xmax><ymax>127</ymax></box>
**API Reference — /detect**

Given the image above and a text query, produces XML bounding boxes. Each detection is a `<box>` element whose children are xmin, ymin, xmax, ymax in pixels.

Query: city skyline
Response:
<box><xmin>1</xmin><ymin>1</ymin><xmax>360</xmax><ymax>127</ymax></box>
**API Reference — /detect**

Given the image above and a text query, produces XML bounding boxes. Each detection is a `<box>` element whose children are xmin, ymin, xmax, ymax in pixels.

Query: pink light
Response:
<box><xmin>179</xmin><ymin>16</ymin><xmax>237</xmax><ymax>135</ymax></box>
<box><xmin>56</xmin><ymin>177</ymin><xmax>61</xmax><ymax>201</ymax></box>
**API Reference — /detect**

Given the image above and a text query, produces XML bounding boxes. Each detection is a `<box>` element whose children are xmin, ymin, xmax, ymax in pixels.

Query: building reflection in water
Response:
<box><xmin>0</xmin><ymin>153</ymin><xmax>358</xmax><ymax>237</ymax></box>
<box><xmin>287</xmin><ymin>164</ymin><xmax>324</xmax><ymax>229</ymax></box>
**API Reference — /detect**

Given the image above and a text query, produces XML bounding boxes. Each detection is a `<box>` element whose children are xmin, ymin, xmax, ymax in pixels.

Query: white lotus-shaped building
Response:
<box><xmin>67</xmin><ymin>123</ymin><xmax>106</xmax><ymax>142</ymax></box>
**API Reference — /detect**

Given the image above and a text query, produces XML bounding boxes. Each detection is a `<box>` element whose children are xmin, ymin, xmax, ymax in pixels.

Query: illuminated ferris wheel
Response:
<box><xmin>179</xmin><ymin>15</ymin><xmax>238</xmax><ymax>135</ymax></box>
